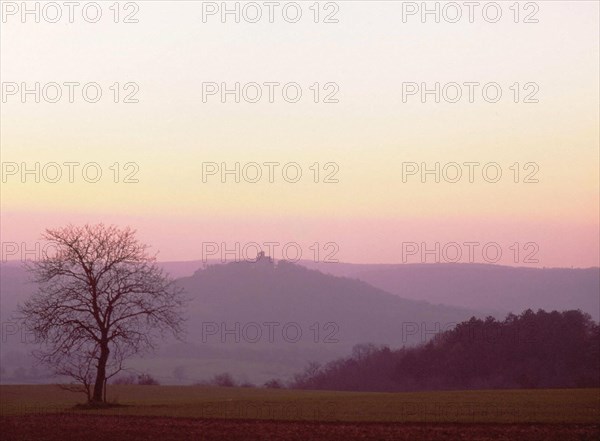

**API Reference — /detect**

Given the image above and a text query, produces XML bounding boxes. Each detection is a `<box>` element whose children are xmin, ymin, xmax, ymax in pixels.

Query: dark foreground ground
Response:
<box><xmin>1</xmin><ymin>414</ymin><xmax>599</xmax><ymax>441</ymax></box>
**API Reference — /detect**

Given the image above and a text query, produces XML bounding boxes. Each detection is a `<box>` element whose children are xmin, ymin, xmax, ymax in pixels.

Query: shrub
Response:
<box><xmin>263</xmin><ymin>379</ymin><xmax>283</xmax><ymax>389</ymax></box>
<box><xmin>211</xmin><ymin>372</ymin><xmax>236</xmax><ymax>387</ymax></box>
<box><xmin>137</xmin><ymin>374</ymin><xmax>160</xmax><ymax>385</ymax></box>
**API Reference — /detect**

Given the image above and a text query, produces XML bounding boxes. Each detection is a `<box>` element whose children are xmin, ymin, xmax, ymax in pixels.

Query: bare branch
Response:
<box><xmin>18</xmin><ymin>224</ymin><xmax>186</xmax><ymax>403</ymax></box>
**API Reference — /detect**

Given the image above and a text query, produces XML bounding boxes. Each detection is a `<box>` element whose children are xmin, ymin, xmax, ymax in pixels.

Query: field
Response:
<box><xmin>1</xmin><ymin>385</ymin><xmax>599</xmax><ymax>440</ymax></box>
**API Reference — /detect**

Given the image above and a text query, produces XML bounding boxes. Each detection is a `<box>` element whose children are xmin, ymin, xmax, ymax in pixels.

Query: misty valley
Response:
<box><xmin>2</xmin><ymin>256</ymin><xmax>598</xmax><ymax>388</ymax></box>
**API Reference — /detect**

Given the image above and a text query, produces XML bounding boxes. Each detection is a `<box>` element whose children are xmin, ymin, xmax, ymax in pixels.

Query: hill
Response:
<box><xmin>0</xmin><ymin>260</ymin><xmax>480</xmax><ymax>385</ymax></box>
<box><xmin>299</xmin><ymin>262</ymin><xmax>600</xmax><ymax>320</ymax></box>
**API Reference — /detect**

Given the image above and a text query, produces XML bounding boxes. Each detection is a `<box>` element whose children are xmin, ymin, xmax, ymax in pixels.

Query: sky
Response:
<box><xmin>1</xmin><ymin>1</ymin><xmax>598</xmax><ymax>267</ymax></box>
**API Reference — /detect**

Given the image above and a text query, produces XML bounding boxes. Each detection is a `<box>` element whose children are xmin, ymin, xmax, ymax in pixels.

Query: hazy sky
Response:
<box><xmin>1</xmin><ymin>1</ymin><xmax>598</xmax><ymax>267</ymax></box>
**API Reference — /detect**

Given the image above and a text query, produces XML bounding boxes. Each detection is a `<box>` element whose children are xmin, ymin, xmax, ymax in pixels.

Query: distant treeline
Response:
<box><xmin>290</xmin><ymin>309</ymin><xmax>600</xmax><ymax>391</ymax></box>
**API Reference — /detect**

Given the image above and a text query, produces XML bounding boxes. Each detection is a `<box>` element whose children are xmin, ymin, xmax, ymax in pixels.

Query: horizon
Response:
<box><xmin>2</xmin><ymin>254</ymin><xmax>600</xmax><ymax>270</ymax></box>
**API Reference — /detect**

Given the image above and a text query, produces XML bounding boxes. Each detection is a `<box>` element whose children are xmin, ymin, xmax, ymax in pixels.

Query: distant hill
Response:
<box><xmin>177</xmin><ymin>258</ymin><xmax>480</xmax><ymax>349</ymax></box>
<box><xmin>154</xmin><ymin>260</ymin><xmax>600</xmax><ymax>320</ymax></box>
<box><xmin>299</xmin><ymin>262</ymin><xmax>600</xmax><ymax>320</ymax></box>
<box><xmin>0</xmin><ymin>260</ymin><xmax>481</xmax><ymax>385</ymax></box>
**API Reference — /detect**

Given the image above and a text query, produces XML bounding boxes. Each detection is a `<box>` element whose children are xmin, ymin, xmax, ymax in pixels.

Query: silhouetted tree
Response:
<box><xmin>19</xmin><ymin>224</ymin><xmax>185</xmax><ymax>403</ymax></box>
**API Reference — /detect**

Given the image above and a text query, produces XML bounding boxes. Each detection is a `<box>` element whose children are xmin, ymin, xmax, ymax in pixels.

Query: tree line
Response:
<box><xmin>291</xmin><ymin>309</ymin><xmax>600</xmax><ymax>391</ymax></box>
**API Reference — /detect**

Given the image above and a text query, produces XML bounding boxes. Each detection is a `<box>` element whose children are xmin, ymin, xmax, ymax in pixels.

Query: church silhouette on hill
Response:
<box><xmin>254</xmin><ymin>251</ymin><xmax>274</xmax><ymax>267</ymax></box>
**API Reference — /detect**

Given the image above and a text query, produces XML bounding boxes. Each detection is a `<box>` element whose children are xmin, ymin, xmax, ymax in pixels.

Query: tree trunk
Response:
<box><xmin>92</xmin><ymin>343</ymin><xmax>109</xmax><ymax>402</ymax></box>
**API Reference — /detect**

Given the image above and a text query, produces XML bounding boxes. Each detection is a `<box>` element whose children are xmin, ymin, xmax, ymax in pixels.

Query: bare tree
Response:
<box><xmin>19</xmin><ymin>224</ymin><xmax>185</xmax><ymax>403</ymax></box>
